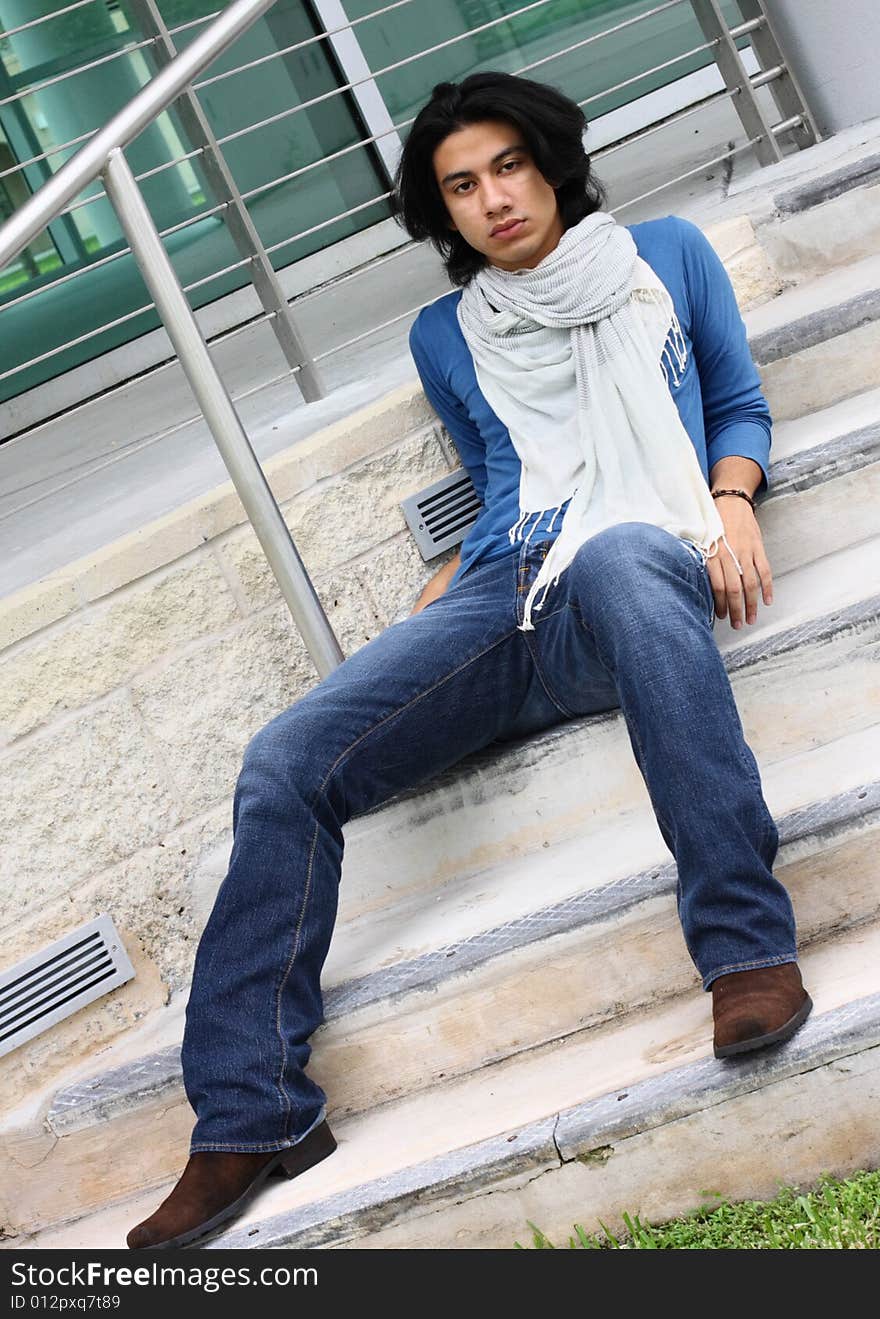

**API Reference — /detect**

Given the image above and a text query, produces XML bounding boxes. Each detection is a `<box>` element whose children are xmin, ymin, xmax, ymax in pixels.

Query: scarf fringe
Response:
<box><xmin>508</xmin><ymin>501</ymin><xmax>567</xmax><ymax>545</ymax></box>
<box><xmin>702</xmin><ymin>531</ymin><xmax>745</xmax><ymax>576</ymax></box>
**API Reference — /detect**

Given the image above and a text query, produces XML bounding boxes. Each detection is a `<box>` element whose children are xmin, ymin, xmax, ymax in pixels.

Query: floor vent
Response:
<box><xmin>0</xmin><ymin>914</ymin><xmax>135</xmax><ymax>1058</ymax></box>
<box><xmin>401</xmin><ymin>469</ymin><xmax>481</xmax><ymax>559</ymax></box>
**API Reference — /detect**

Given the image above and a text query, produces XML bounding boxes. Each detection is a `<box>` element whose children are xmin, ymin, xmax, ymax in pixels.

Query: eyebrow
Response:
<box><xmin>439</xmin><ymin>144</ymin><xmax>526</xmax><ymax>188</ymax></box>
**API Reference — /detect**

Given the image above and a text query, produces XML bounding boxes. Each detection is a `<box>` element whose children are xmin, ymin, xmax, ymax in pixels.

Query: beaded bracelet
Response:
<box><xmin>711</xmin><ymin>487</ymin><xmax>756</xmax><ymax>513</ymax></box>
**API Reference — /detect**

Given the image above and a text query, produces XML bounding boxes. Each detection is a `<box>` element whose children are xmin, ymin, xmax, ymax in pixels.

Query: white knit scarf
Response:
<box><xmin>456</xmin><ymin>210</ymin><xmax>741</xmax><ymax>631</ymax></box>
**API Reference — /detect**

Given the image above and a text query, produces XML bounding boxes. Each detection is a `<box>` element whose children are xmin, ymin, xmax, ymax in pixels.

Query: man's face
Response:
<box><xmin>432</xmin><ymin>118</ymin><xmax>564</xmax><ymax>273</ymax></box>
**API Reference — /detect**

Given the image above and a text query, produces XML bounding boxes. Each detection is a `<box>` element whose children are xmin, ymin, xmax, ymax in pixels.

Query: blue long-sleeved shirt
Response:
<box><xmin>408</xmin><ymin>215</ymin><xmax>772</xmax><ymax>589</ymax></box>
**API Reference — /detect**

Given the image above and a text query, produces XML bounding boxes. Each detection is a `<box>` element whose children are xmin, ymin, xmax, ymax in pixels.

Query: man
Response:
<box><xmin>127</xmin><ymin>70</ymin><xmax>811</xmax><ymax>1251</ymax></box>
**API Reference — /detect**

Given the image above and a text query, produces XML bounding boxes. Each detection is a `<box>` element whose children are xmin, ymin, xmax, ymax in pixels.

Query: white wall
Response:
<box><xmin>764</xmin><ymin>0</ymin><xmax>880</xmax><ymax>134</ymax></box>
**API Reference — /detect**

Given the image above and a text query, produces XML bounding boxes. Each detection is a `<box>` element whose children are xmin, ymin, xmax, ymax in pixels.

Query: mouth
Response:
<box><xmin>490</xmin><ymin>218</ymin><xmax>525</xmax><ymax>238</ymax></box>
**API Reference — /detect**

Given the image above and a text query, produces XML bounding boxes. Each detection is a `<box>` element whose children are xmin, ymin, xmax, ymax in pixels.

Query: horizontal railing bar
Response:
<box><xmin>293</xmin><ymin>236</ymin><xmax>418</xmax><ymax>302</ymax></box>
<box><xmin>728</xmin><ymin>16</ymin><xmax>766</xmax><ymax>38</ymax></box>
<box><xmin>0</xmin><ymin>310</ymin><xmax>277</xmax><ymax>457</ymax></box>
<box><xmin>613</xmin><ymin>136</ymin><xmax>762</xmax><ymax>211</ymax></box>
<box><xmin>0</xmin><ymin>299</ymin><xmax>156</xmax><ymax>383</ymax></box>
<box><xmin>578</xmin><ymin>39</ymin><xmax>717</xmax><ymax>109</ymax></box>
<box><xmin>311</xmin><ymin>299</ymin><xmax>427</xmax><ymax>362</ymax></box>
<box><xmin>183</xmin><ymin>253</ymin><xmax>251</xmax><ymax>293</ymax></box>
<box><xmin>0</xmin><ymin>126</ymin><xmax>100</xmax><ymax>183</ymax></box>
<box><xmin>771</xmin><ymin>114</ymin><xmax>803</xmax><ymax>135</ymax></box>
<box><xmin>1</xmin><ymin>199</ymin><xmax>229</xmax><ymax>313</ymax></box>
<box><xmin>263</xmin><ymin>189</ymin><xmax>394</xmax><ymax>255</ymax></box>
<box><xmin>593</xmin><ymin>87</ymin><xmax>731</xmax><ymax>160</ymax></box>
<box><xmin>500</xmin><ymin>0</ymin><xmax>688</xmax><ymax>78</ymax></box>
<box><xmin>0</xmin><ymin>34</ymin><xmax>162</xmax><ymax>111</ymax></box>
<box><xmin>192</xmin><ymin>0</ymin><xmax>415</xmax><ymax>91</ymax></box>
<box><xmin>130</xmin><ymin>143</ymin><xmax>205</xmax><ymax>184</ymax></box>
<box><xmin>750</xmin><ymin>64</ymin><xmax>784</xmax><ymax>89</ymax></box>
<box><xmin>1</xmin><ymin>243</ymin><xmax>135</xmax><ymax>313</ymax></box>
<box><xmin>0</xmin><ymin>0</ymin><xmax>99</xmax><ymax>42</ymax></box>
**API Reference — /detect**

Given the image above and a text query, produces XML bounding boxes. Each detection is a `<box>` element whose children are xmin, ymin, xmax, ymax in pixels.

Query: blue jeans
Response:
<box><xmin>181</xmin><ymin>521</ymin><xmax>798</xmax><ymax>1153</ymax></box>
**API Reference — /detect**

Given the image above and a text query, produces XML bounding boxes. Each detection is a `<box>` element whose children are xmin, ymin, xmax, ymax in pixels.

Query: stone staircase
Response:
<box><xmin>6</xmin><ymin>129</ymin><xmax>880</xmax><ymax>1250</ymax></box>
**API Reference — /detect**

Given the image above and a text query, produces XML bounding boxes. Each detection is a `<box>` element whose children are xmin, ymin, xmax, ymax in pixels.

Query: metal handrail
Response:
<box><xmin>0</xmin><ymin>0</ymin><xmax>345</xmax><ymax>679</ymax></box>
<box><xmin>0</xmin><ymin>0</ymin><xmax>821</xmax><ymax>679</ymax></box>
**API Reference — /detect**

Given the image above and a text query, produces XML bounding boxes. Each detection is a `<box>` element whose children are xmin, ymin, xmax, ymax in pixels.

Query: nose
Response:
<box><xmin>482</xmin><ymin>174</ymin><xmax>513</xmax><ymax>217</ymax></box>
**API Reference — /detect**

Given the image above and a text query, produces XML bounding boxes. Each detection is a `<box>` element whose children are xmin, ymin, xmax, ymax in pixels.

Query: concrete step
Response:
<box><xmin>744</xmin><ymin>253</ymin><xmax>880</xmax><ymax>422</ymax></box>
<box><xmin>318</xmin><ymin>532</ymin><xmax>880</xmax><ymax>922</ymax></box>
<box><xmin>759</xmin><ymin>387</ymin><xmax>880</xmax><ymax>575</ymax></box>
<box><xmin>8</xmin><ymin>694</ymin><xmax>880</xmax><ymax>1236</ymax></box>
<box><xmin>24</xmin><ymin>925</ymin><xmax>880</xmax><ymax>1249</ymax></box>
<box><xmin>753</xmin><ymin>148</ymin><xmax>880</xmax><ymax>282</ymax></box>
<box><xmin>24</xmin><ymin>525</ymin><xmax>880</xmax><ymax>1091</ymax></box>
<box><xmin>142</xmin><ymin>397</ymin><xmax>880</xmax><ymax>936</ymax></box>
<box><xmin>6</xmin><ymin>126</ymin><xmax>880</xmax><ymax>1253</ymax></box>
<box><xmin>7</xmin><ymin>445</ymin><xmax>880</xmax><ymax>1236</ymax></box>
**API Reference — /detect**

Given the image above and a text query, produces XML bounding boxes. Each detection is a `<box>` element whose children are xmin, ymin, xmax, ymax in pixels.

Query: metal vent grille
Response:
<box><xmin>0</xmin><ymin>914</ymin><xmax>135</xmax><ymax>1059</ymax></box>
<box><xmin>401</xmin><ymin>469</ymin><xmax>482</xmax><ymax>560</ymax></box>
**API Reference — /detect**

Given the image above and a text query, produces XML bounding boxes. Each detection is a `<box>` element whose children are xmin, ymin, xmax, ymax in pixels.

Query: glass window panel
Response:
<box><xmin>346</xmin><ymin>0</ymin><xmax>746</xmax><ymax>128</ymax></box>
<box><xmin>0</xmin><ymin>0</ymin><xmax>390</xmax><ymax>404</ymax></box>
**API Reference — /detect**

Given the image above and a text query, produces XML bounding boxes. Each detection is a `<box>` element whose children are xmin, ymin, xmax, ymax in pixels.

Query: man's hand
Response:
<box><xmin>409</xmin><ymin>550</ymin><xmax>462</xmax><ymax>616</ymax></box>
<box><xmin>708</xmin><ymin>493</ymin><xmax>773</xmax><ymax>629</ymax></box>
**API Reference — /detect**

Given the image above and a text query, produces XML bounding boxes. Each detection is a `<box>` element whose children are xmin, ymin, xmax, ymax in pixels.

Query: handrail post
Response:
<box><xmin>734</xmin><ymin>0</ymin><xmax>820</xmax><ymax>149</ymax></box>
<box><xmin>690</xmin><ymin>0</ymin><xmax>784</xmax><ymax>165</ymax></box>
<box><xmin>128</xmin><ymin>0</ymin><xmax>326</xmax><ymax>403</ymax></box>
<box><xmin>102</xmin><ymin>146</ymin><xmax>344</xmax><ymax>679</ymax></box>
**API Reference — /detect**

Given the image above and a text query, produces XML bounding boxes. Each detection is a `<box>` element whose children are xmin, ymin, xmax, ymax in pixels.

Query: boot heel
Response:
<box><xmin>276</xmin><ymin>1120</ymin><xmax>337</xmax><ymax>1179</ymax></box>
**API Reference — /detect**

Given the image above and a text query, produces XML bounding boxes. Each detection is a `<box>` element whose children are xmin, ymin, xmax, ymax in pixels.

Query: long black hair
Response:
<box><xmin>392</xmin><ymin>70</ymin><xmax>607</xmax><ymax>287</ymax></box>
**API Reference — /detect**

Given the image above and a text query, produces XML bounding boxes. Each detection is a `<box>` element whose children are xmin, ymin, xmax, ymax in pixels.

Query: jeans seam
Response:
<box><xmin>680</xmin><ymin>539</ymin><xmax>715</xmax><ymax>629</ymax></box>
<box><xmin>519</xmin><ymin>605</ymin><xmax>580</xmax><ymax>718</ymax></box>
<box><xmin>190</xmin><ymin>1140</ymin><xmax>295</xmax><ymax>1153</ymax></box>
<box><xmin>272</xmin><ymin>623</ymin><xmax>522</xmax><ymax>1140</ymax></box>
<box><xmin>702</xmin><ymin>952</ymin><xmax>799</xmax><ymax>991</ymax></box>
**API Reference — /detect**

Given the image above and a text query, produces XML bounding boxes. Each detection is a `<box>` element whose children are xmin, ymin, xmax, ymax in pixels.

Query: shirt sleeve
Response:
<box><xmin>678</xmin><ymin>217</ymin><xmax>772</xmax><ymax>497</ymax></box>
<box><xmin>409</xmin><ymin>310</ymin><xmax>488</xmax><ymax>504</ymax></box>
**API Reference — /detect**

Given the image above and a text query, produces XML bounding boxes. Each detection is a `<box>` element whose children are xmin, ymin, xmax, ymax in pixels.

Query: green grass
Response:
<box><xmin>515</xmin><ymin>1170</ymin><xmax>880</xmax><ymax>1248</ymax></box>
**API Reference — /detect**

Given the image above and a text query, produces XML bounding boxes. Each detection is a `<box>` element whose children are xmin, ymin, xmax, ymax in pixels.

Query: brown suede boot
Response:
<box><xmin>126</xmin><ymin>1119</ymin><xmax>337</xmax><ymax>1250</ymax></box>
<box><xmin>712</xmin><ymin>962</ymin><xmax>813</xmax><ymax>1059</ymax></box>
